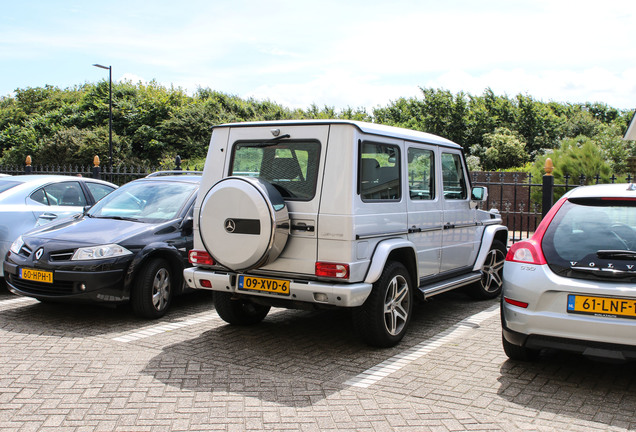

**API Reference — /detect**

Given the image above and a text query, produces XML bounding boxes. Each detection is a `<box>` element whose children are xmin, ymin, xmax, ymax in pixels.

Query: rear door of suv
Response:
<box><xmin>439</xmin><ymin>150</ymin><xmax>481</xmax><ymax>272</ymax></box>
<box><xmin>226</xmin><ymin>125</ymin><xmax>329</xmax><ymax>275</ymax></box>
<box><xmin>406</xmin><ymin>144</ymin><xmax>443</xmax><ymax>278</ymax></box>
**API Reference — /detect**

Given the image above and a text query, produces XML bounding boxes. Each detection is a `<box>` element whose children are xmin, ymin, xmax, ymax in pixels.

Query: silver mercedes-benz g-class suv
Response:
<box><xmin>184</xmin><ymin>120</ymin><xmax>508</xmax><ymax>347</ymax></box>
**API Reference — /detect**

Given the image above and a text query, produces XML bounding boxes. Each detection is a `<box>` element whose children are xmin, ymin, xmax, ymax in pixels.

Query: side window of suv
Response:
<box><xmin>441</xmin><ymin>153</ymin><xmax>467</xmax><ymax>200</ymax></box>
<box><xmin>408</xmin><ymin>148</ymin><xmax>435</xmax><ymax>200</ymax></box>
<box><xmin>359</xmin><ymin>142</ymin><xmax>401</xmax><ymax>201</ymax></box>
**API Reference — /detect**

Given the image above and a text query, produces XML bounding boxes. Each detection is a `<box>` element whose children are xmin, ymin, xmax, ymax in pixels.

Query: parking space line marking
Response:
<box><xmin>0</xmin><ymin>296</ymin><xmax>37</xmax><ymax>308</ymax></box>
<box><xmin>344</xmin><ymin>304</ymin><xmax>499</xmax><ymax>389</ymax></box>
<box><xmin>112</xmin><ymin>313</ymin><xmax>216</xmax><ymax>342</ymax></box>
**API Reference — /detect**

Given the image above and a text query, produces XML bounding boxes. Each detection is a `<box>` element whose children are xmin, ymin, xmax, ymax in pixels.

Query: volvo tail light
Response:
<box><xmin>506</xmin><ymin>196</ymin><xmax>568</xmax><ymax>265</ymax></box>
<box><xmin>506</xmin><ymin>239</ymin><xmax>546</xmax><ymax>265</ymax></box>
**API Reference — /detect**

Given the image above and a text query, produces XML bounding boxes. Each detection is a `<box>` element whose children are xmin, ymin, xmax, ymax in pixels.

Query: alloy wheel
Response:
<box><xmin>383</xmin><ymin>274</ymin><xmax>410</xmax><ymax>336</ymax></box>
<box><xmin>152</xmin><ymin>268</ymin><xmax>171</xmax><ymax>311</ymax></box>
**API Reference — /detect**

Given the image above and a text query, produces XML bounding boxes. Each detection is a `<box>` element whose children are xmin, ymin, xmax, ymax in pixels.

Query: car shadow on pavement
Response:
<box><xmin>497</xmin><ymin>351</ymin><xmax>636</xmax><ymax>429</ymax></box>
<box><xmin>0</xmin><ymin>290</ymin><xmax>215</xmax><ymax>337</ymax></box>
<box><xmin>141</xmin><ymin>291</ymin><xmax>499</xmax><ymax>408</ymax></box>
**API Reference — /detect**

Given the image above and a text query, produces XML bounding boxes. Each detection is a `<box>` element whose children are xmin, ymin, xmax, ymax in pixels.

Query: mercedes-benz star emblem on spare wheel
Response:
<box><xmin>225</xmin><ymin>219</ymin><xmax>236</xmax><ymax>233</ymax></box>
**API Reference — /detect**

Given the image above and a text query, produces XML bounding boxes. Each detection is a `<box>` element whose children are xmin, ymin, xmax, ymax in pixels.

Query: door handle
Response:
<box><xmin>39</xmin><ymin>213</ymin><xmax>58</xmax><ymax>221</ymax></box>
<box><xmin>291</xmin><ymin>223</ymin><xmax>315</xmax><ymax>232</ymax></box>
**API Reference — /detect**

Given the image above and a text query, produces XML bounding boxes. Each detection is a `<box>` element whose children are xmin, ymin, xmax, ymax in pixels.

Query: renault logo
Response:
<box><xmin>225</xmin><ymin>219</ymin><xmax>236</xmax><ymax>233</ymax></box>
<box><xmin>35</xmin><ymin>248</ymin><xmax>44</xmax><ymax>260</ymax></box>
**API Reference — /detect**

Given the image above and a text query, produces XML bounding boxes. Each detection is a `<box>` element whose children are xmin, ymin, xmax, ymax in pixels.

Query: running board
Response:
<box><xmin>419</xmin><ymin>272</ymin><xmax>482</xmax><ymax>299</ymax></box>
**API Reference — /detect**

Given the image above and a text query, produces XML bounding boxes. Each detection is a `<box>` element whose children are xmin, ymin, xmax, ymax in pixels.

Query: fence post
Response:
<box><xmin>92</xmin><ymin>156</ymin><xmax>101</xmax><ymax>179</ymax></box>
<box><xmin>25</xmin><ymin>155</ymin><xmax>33</xmax><ymax>174</ymax></box>
<box><xmin>174</xmin><ymin>155</ymin><xmax>182</xmax><ymax>171</ymax></box>
<box><xmin>542</xmin><ymin>158</ymin><xmax>554</xmax><ymax>218</ymax></box>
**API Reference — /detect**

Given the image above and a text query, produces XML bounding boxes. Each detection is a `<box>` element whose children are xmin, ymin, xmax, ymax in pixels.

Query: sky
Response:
<box><xmin>2</xmin><ymin>0</ymin><xmax>636</xmax><ymax>111</ymax></box>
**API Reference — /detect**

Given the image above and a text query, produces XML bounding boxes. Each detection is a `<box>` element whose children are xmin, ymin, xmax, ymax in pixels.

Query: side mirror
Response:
<box><xmin>471</xmin><ymin>186</ymin><xmax>488</xmax><ymax>202</ymax></box>
<box><xmin>181</xmin><ymin>216</ymin><xmax>194</xmax><ymax>233</ymax></box>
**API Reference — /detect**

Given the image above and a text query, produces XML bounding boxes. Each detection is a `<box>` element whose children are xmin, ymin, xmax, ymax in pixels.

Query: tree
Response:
<box><xmin>0</xmin><ymin>83</ymin><xmax>632</xmax><ymax>170</ymax></box>
<box><xmin>480</xmin><ymin>128</ymin><xmax>528</xmax><ymax>170</ymax></box>
<box><xmin>530</xmin><ymin>137</ymin><xmax>612</xmax><ymax>203</ymax></box>
<box><xmin>514</xmin><ymin>94</ymin><xmax>564</xmax><ymax>156</ymax></box>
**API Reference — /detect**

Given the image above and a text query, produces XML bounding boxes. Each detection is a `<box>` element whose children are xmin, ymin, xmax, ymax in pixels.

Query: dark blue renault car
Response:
<box><xmin>3</xmin><ymin>172</ymin><xmax>201</xmax><ymax>319</ymax></box>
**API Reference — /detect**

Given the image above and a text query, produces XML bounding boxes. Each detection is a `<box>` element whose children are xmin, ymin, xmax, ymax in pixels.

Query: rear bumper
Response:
<box><xmin>183</xmin><ymin>267</ymin><xmax>372</xmax><ymax>307</ymax></box>
<box><xmin>502</xmin><ymin>322</ymin><xmax>636</xmax><ymax>360</ymax></box>
<box><xmin>502</xmin><ymin>262</ymin><xmax>636</xmax><ymax>360</ymax></box>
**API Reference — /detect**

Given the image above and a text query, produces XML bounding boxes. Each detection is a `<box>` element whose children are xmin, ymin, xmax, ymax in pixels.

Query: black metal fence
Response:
<box><xmin>471</xmin><ymin>171</ymin><xmax>636</xmax><ymax>243</ymax></box>
<box><xmin>0</xmin><ymin>156</ymin><xmax>192</xmax><ymax>186</ymax></box>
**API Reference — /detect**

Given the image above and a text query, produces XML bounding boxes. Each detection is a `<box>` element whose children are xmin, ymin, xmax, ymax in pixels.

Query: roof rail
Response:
<box><xmin>145</xmin><ymin>170</ymin><xmax>203</xmax><ymax>178</ymax></box>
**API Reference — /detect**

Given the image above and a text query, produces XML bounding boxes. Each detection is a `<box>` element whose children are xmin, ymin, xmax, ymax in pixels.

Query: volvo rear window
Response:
<box><xmin>542</xmin><ymin>199</ymin><xmax>636</xmax><ymax>281</ymax></box>
<box><xmin>230</xmin><ymin>140</ymin><xmax>320</xmax><ymax>201</ymax></box>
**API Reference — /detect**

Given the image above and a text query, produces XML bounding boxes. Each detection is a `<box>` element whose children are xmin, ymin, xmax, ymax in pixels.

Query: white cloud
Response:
<box><xmin>246</xmin><ymin>70</ymin><xmax>420</xmax><ymax>109</ymax></box>
<box><xmin>119</xmin><ymin>73</ymin><xmax>148</xmax><ymax>86</ymax></box>
<box><xmin>429</xmin><ymin>67</ymin><xmax>636</xmax><ymax>108</ymax></box>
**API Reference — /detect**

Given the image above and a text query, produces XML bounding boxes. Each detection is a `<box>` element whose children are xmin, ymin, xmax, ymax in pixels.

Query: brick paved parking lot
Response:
<box><xmin>1</xmin><ymin>285</ymin><xmax>635</xmax><ymax>431</ymax></box>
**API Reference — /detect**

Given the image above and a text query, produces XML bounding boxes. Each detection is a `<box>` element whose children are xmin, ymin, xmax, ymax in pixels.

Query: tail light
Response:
<box><xmin>506</xmin><ymin>196</ymin><xmax>568</xmax><ymax>265</ymax></box>
<box><xmin>506</xmin><ymin>239</ymin><xmax>546</xmax><ymax>265</ymax></box>
<box><xmin>504</xmin><ymin>297</ymin><xmax>529</xmax><ymax>308</ymax></box>
<box><xmin>315</xmin><ymin>262</ymin><xmax>349</xmax><ymax>279</ymax></box>
<box><xmin>188</xmin><ymin>250</ymin><xmax>215</xmax><ymax>266</ymax></box>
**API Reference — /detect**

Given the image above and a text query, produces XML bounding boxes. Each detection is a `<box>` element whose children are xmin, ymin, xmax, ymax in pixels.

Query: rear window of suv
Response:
<box><xmin>542</xmin><ymin>198</ymin><xmax>636</xmax><ymax>281</ymax></box>
<box><xmin>230</xmin><ymin>140</ymin><xmax>320</xmax><ymax>201</ymax></box>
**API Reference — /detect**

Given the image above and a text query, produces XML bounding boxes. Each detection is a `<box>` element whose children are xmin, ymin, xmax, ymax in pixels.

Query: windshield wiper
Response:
<box><xmin>596</xmin><ymin>250</ymin><xmax>636</xmax><ymax>259</ymax></box>
<box><xmin>250</xmin><ymin>134</ymin><xmax>291</xmax><ymax>148</ymax></box>
<box><xmin>93</xmin><ymin>215</ymin><xmax>140</xmax><ymax>222</ymax></box>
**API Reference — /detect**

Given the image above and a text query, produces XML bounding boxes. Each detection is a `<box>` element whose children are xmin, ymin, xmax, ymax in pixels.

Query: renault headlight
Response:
<box><xmin>71</xmin><ymin>244</ymin><xmax>132</xmax><ymax>261</ymax></box>
<box><xmin>9</xmin><ymin>236</ymin><xmax>24</xmax><ymax>254</ymax></box>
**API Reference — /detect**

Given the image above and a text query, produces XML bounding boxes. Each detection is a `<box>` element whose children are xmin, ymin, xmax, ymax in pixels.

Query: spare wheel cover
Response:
<box><xmin>199</xmin><ymin>176</ymin><xmax>289</xmax><ymax>271</ymax></box>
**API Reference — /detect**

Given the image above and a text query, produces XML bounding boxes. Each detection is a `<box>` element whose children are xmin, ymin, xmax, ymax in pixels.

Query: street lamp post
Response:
<box><xmin>92</xmin><ymin>64</ymin><xmax>113</xmax><ymax>174</ymax></box>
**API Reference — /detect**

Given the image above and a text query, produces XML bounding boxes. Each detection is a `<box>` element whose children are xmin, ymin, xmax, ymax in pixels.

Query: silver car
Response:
<box><xmin>0</xmin><ymin>175</ymin><xmax>117</xmax><ymax>277</ymax></box>
<box><xmin>502</xmin><ymin>183</ymin><xmax>636</xmax><ymax>361</ymax></box>
<box><xmin>185</xmin><ymin>120</ymin><xmax>507</xmax><ymax>348</ymax></box>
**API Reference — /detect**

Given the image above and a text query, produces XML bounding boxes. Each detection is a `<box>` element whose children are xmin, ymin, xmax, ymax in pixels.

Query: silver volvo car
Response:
<box><xmin>502</xmin><ymin>183</ymin><xmax>636</xmax><ymax>361</ymax></box>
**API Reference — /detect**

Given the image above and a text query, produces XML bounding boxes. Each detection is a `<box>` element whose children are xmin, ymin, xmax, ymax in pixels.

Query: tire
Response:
<box><xmin>213</xmin><ymin>292</ymin><xmax>271</xmax><ymax>325</ymax></box>
<box><xmin>131</xmin><ymin>258</ymin><xmax>173</xmax><ymax>319</ymax></box>
<box><xmin>467</xmin><ymin>239</ymin><xmax>506</xmax><ymax>299</ymax></box>
<box><xmin>502</xmin><ymin>334</ymin><xmax>539</xmax><ymax>361</ymax></box>
<box><xmin>353</xmin><ymin>261</ymin><xmax>413</xmax><ymax>348</ymax></box>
